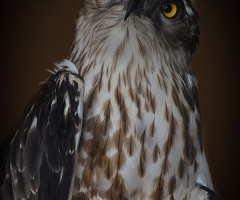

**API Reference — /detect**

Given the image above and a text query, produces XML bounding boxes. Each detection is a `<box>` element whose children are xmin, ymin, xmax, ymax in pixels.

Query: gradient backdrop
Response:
<box><xmin>0</xmin><ymin>1</ymin><xmax>239</xmax><ymax>199</ymax></box>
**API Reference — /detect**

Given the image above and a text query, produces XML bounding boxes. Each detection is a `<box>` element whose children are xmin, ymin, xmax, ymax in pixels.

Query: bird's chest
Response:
<box><xmin>72</xmin><ymin>68</ymin><xmax>200</xmax><ymax>199</ymax></box>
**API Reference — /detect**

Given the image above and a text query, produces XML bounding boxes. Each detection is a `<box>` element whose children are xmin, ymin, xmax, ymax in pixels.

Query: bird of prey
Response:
<box><xmin>0</xmin><ymin>0</ymin><xmax>219</xmax><ymax>199</ymax></box>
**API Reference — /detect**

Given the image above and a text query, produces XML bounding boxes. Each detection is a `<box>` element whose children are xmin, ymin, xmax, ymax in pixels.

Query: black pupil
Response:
<box><xmin>164</xmin><ymin>4</ymin><xmax>172</xmax><ymax>13</ymax></box>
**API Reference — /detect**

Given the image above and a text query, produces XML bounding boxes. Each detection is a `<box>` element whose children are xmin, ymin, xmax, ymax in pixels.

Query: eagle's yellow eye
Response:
<box><xmin>162</xmin><ymin>3</ymin><xmax>178</xmax><ymax>18</ymax></box>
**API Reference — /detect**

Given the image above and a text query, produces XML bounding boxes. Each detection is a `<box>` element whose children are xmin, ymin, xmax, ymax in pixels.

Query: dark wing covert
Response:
<box><xmin>1</xmin><ymin>61</ymin><xmax>84</xmax><ymax>200</ymax></box>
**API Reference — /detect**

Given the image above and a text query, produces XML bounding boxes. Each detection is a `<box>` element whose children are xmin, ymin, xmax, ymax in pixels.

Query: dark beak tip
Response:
<box><xmin>124</xmin><ymin>12</ymin><xmax>130</xmax><ymax>21</ymax></box>
<box><xmin>124</xmin><ymin>0</ymin><xmax>140</xmax><ymax>21</ymax></box>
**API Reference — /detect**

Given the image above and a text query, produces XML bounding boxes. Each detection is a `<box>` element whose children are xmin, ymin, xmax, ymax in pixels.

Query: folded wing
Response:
<box><xmin>1</xmin><ymin>60</ymin><xmax>84</xmax><ymax>200</ymax></box>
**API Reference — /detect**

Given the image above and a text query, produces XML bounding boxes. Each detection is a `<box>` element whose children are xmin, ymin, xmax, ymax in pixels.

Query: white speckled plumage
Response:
<box><xmin>1</xmin><ymin>0</ymin><xmax>219</xmax><ymax>200</ymax></box>
<box><xmin>68</xmin><ymin>0</ymin><xmax>214</xmax><ymax>199</ymax></box>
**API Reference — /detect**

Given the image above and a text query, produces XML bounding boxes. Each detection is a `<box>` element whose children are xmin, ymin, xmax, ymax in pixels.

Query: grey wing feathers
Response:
<box><xmin>1</xmin><ymin>63</ymin><xmax>84</xmax><ymax>200</ymax></box>
<box><xmin>197</xmin><ymin>185</ymin><xmax>220</xmax><ymax>200</ymax></box>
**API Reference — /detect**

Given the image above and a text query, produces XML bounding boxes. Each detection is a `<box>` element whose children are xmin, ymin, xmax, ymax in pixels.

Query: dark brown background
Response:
<box><xmin>0</xmin><ymin>1</ymin><xmax>239</xmax><ymax>199</ymax></box>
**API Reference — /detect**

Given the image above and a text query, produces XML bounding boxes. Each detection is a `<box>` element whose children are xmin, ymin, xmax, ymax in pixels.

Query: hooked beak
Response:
<box><xmin>124</xmin><ymin>0</ymin><xmax>141</xmax><ymax>21</ymax></box>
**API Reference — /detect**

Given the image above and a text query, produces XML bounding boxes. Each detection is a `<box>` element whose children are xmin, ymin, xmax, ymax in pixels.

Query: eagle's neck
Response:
<box><xmin>69</xmin><ymin>4</ymin><xmax>191</xmax><ymax>79</ymax></box>
<box><xmin>69</xmin><ymin>5</ymin><xmax>195</xmax><ymax>123</ymax></box>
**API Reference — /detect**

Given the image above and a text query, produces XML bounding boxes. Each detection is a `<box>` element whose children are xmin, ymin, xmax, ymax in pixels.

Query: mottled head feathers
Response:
<box><xmin>83</xmin><ymin>0</ymin><xmax>199</xmax><ymax>53</ymax></box>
